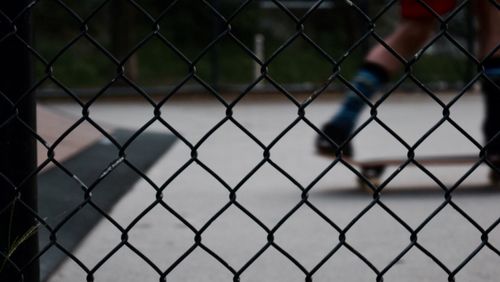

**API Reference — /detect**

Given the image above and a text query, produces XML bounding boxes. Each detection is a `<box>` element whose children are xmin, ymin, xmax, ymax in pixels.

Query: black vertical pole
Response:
<box><xmin>211</xmin><ymin>0</ymin><xmax>221</xmax><ymax>91</ymax></box>
<box><xmin>0</xmin><ymin>1</ymin><xmax>39</xmax><ymax>282</ymax></box>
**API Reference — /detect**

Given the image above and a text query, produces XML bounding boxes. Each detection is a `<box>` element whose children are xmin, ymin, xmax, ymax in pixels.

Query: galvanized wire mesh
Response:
<box><xmin>1</xmin><ymin>0</ymin><xmax>499</xmax><ymax>282</ymax></box>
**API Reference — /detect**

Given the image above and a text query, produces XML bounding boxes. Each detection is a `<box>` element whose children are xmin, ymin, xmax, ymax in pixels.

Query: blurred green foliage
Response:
<box><xmin>32</xmin><ymin>0</ymin><xmax>474</xmax><ymax>90</ymax></box>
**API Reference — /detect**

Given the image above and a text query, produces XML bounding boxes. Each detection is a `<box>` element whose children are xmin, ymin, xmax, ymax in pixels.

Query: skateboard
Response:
<box><xmin>340</xmin><ymin>155</ymin><xmax>500</xmax><ymax>190</ymax></box>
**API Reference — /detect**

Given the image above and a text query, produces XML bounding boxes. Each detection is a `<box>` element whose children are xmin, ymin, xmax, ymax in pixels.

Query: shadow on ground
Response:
<box><xmin>314</xmin><ymin>184</ymin><xmax>500</xmax><ymax>199</ymax></box>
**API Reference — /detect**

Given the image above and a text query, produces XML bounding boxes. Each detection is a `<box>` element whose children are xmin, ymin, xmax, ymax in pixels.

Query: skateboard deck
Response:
<box><xmin>338</xmin><ymin>154</ymin><xmax>500</xmax><ymax>189</ymax></box>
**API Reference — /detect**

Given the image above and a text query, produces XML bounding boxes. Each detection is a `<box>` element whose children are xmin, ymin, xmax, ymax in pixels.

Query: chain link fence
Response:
<box><xmin>1</xmin><ymin>0</ymin><xmax>499</xmax><ymax>281</ymax></box>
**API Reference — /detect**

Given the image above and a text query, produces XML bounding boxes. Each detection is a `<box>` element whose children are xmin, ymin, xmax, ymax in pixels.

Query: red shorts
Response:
<box><xmin>401</xmin><ymin>0</ymin><xmax>456</xmax><ymax>19</ymax></box>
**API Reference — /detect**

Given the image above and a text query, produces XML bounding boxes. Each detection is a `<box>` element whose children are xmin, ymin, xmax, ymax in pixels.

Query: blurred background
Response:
<box><xmin>33</xmin><ymin>0</ymin><xmax>477</xmax><ymax>98</ymax></box>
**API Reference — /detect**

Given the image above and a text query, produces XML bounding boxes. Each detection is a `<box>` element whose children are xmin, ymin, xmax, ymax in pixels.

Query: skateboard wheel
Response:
<box><xmin>357</xmin><ymin>177</ymin><xmax>380</xmax><ymax>192</ymax></box>
<box><xmin>358</xmin><ymin>166</ymin><xmax>384</xmax><ymax>191</ymax></box>
<box><xmin>357</xmin><ymin>178</ymin><xmax>371</xmax><ymax>192</ymax></box>
<box><xmin>489</xmin><ymin>170</ymin><xmax>500</xmax><ymax>186</ymax></box>
<box><xmin>361</xmin><ymin>166</ymin><xmax>385</xmax><ymax>180</ymax></box>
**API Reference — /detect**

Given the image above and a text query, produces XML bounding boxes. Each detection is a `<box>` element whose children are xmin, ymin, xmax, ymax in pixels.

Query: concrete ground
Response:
<box><xmin>37</xmin><ymin>105</ymin><xmax>107</xmax><ymax>168</ymax></box>
<box><xmin>39</xmin><ymin>92</ymin><xmax>500</xmax><ymax>282</ymax></box>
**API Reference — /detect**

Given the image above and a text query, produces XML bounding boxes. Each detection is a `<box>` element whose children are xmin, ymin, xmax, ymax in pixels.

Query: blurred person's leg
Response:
<box><xmin>317</xmin><ymin>0</ymin><xmax>455</xmax><ymax>157</ymax></box>
<box><xmin>474</xmin><ymin>0</ymin><xmax>500</xmax><ymax>158</ymax></box>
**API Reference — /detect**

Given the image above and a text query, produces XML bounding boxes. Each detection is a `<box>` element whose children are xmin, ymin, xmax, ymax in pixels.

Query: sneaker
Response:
<box><xmin>316</xmin><ymin>122</ymin><xmax>353</xmax><ymax>158</ymax></box>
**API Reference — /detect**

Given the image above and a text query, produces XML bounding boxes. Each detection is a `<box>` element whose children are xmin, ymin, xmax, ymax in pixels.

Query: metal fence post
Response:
<box><xmin>211</xmin><ymin>0</ymin><xmax>221</xmax><ymax>91</ymax></box>
<box><xmin>0</xmin><ymin>1</ymin><xmax>39</xmax><ymax>282</ymax></box>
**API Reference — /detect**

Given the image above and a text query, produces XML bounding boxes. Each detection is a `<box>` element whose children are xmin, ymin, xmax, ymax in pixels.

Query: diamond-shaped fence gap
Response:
<box><xmin>86</xmin><ymin>244</ymin><xmax>161</xmax><ymax>282</ymax></box>
<box><xmin>302</xmin><ymin>7</ymin><xmax>346</xmax><ymax>51</ymax></box>
<box><xmin>37</xmin><ymin>171</ymin><xmax>85</xmax><ymax>224</ymax></box>
<box><xmin>359</xmin><ymin>142</ymin><xmax>480</xmax><ymax>190</ymax></box>
<box><xmin>46</xmin><ymin>125</ymin><xmax>118</xmax><ymax>181</ymax></box>
<box><xmin>376</xmin><ymin>186</ymin><xmax>449</xmax><ymax>228</ymax></box>
<box><xmin>195</xmin><ymin>34</ymin><xmax>257</xmax><ymax>86</ymax></box>
<box><xmin>48</xmin><ymin>36</ymin><xmax>117</xmax><ymax>90</ymax></box>
<box><xmin>98</xmin><ymin>178</ymin><xmax>158</xmax><ymax>228</ymax></box>
<box><xmin>32</xmin><ymin>0</ymin><xmax>83</xmax><ymax>61</ymax></box>
<box><xmin>95</xmin><ymin>0</ymin><xmax>161</xmax><ymax>48</ymax></box>
<box><xmin>100</xmin><ymin>2</ymin><xmax>165</xmax><ymax>52</ymax></box>
<box><xmin>444</xmin><ymin>2</ymin><xmax>476</xmax><ymax>40</ymax></box>
<box><xmin>167</xmin><ymin>247</ymin><xmax>234</xmax><ymax>282</ymax></box>
<box><xmin>44</xmin><ymin>251</ymin><xmax>89</xmax><ymax>282</ymax></box>
<box><xmin>416</xmin><ymin>116</ymin><xmax>481</xmax><ymax>158</ymax></box>
<box><xmin>454</xmin><ymin>246</ymin><xmax>500</xmax><ymax>281</ymax></box>
<box><xmin>272</xmin><ymin>204</ymin><xmax>340</xmax><ymax>270</ymax></box>
<box><xmin>87</xmin><ymin>157</ymin><xmax>153</xmax><ymax>210</ymax></box>
<box><xmin>266</xmin><ymin>34</ymin><xmax>333</xmax><ymax>86</ymax></box>
<box><xmin>412</xmin><ymin>123</ymin><xmax>483</xmax><ymax>181</ymax></box>
<box><xmin>411</xmin><ymin>34</ymin><xmax>475</xmax><ymax>91</ymax></box>
<box><xmin>222</xmin><ymin>0</ymin><xmax>263</xmax><ymax>41</ymax></box>
<box><xmin>126</xmin><ymin>204</ymin><xmax>194</xmax><ymax>271</ymax></box>
<box><xmin>239</xmin><ymin>246</ymin><xmax>304</xmax><ymax>281</ymax></box>
<box><xmin>136</xmin><ymin>135</ymin><xmax>190</xmax><ymax>188</ymax></box>
<box><xmin>235</xmin><ymin>162</ymin><xmax>306</xmax><ymax>227</ymax></box>
<box><xmin>256</xmin><ymin>14</ymin><xmax>301</xmax><ymax>61</ymax></box>
<box><xmin>42</xmin><ymin>202</ymin><xmax>123</xmax><ymax>268</ymax></box>
<box><xmin>270</xmin><ymin>120</ymin><xmax>339</xmax><ymax>187</ymax></box>
<box><xmin>418</xmin><ymin>204</ymin><xmax>483</xmax><ymax>268</ymax></box>
<box><xmin>312</xmin><ymin>246</ymin><xmax>379</xmax><ymax>282</ymax></box>
<box><xmin>162</xmin><ymin>163</ymin><xmax>229</xmax><ymax>230</ymax></box>
<box><xmin>450</xmin><ymin>188</ymin><xmax>500</xmax><ymax>229</ymax></box>
<box><xmin>381</xmin><ymin>246</ymin><xmax>449</xmax><ymax>282</ymax></box>
<box><xmin>196</xmin><ymin>121</ymin><xmax>263</xmax><ymax>187</ymax></box>
<box><xmin>157</xmin><ymin>0</ymin><xmax>226</xmax><ymax>61</ymax></box>
<box><xmin>86</xmin><ymin>81</ymin><xmax>150</xmax><ymax>111</ymax></box>
<box><xmin>346</xmin><ymin>204</ymin><xmax>411</xmax><ymax>270</ymax></box>
<box><xmin>327</xmin><ymin>1</ymin><xmax>399</xmax><ymax>67</ymax></box>
<box><xmin>132</xmin><ymin>35</ymin><xmax>190</xmax><ymax>86</ymax></box>
<box><xmin>374</xmin><ymin>92</ymin><xmax>444</xmax><ymax>147</ymax></box>
<box><xmin>445</xmin><ymin>93</ymin><xmax>482</xmax><ymax>143</ymax></box>
<box><xmin>118</xmin><ymin>126</ymin><xmax>176</xmax><ymax>174</ymax></box>
<box><xmin>82</xmin><ymin>100</ymin><xmax>153</xmax><ymax>134</ymax></box>
<box><xmin>352</xmin><ymin>117</ymin><xmax>408</xmax><ymax>160</ymax></box>
<box><xmin>159</xmin><ymin>92</ymin><xmax>227</xmax><ymax>143</ymax></box>
<box><xmin>303</xmin><ymin>82</ymin><xmax>349</xmax><ymax>127</ymax></box>
<box><xmin>442</xmin><ymin>2</ymin><xmax>478</xmax><ymax>62</ymax></box>
<box><xmin>76</xmin><ymin>0</ymin><xmax>161</xmax><ymax>85</ymax></box>
<box><xmin>301</xmin><ymin>1</ymin><xmax>374</xmax><ymax>61</ymax></box>
<box><xmin>37</xmin><ymin>106</ymin><xmax>103</xmax><ymax>164</ymax></box>
<box><xmin>231</xmin><ymin>89</ymin><xmax>298</xmax><ymax>145</ymax></box>
<box><xmin>201</xmin><ymin>205</ymin><xmax>268</xmax><ymax>269</ymax></box>
<box><xmin>308</xmin><ymin>185</ymin><xmax>377</xmax><ymax>228</ymax></box>
<box><xmin>334</xmin><ymin>40</ymin><xmax>374</xmax><ymax>84</ymax></box>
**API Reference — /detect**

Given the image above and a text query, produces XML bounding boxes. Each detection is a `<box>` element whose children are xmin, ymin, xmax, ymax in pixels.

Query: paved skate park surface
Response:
<box><xmin>38</xmin><ymin>92</ymin><xmax>500</xmax><ymax>281</ymax></box>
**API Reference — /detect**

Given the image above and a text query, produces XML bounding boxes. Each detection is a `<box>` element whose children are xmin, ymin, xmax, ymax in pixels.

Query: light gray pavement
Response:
<box><xmin>41</xmin><ymin>92</ymin><xmax>500</xmax><ymax>281</ymax></box>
